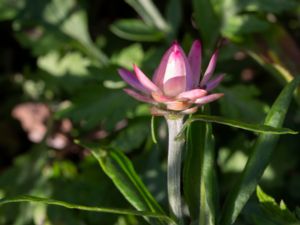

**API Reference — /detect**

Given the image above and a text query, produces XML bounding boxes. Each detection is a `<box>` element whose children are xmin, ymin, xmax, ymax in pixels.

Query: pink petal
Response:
<box><xmin>194</xmin><ymin>93</ymin><xmax>224</xmax><ymax>105</ymax></box>
<box><xmin>181</xmin><ymin>106</ymin><xmax>198</xmax><ymax>114</ymax></box>
<box><xmin>124</xmin><ymin>89</ymin><xmax>154</xmax><ymax>103</ymax></box>
<box><xmin>200</xmin><ymin>50</ymin><xmax>219</xmax><ymax>87</ymax></box>
<box><xmin>188</xmin><ymin>40</ymin><xmax>202</xmax><ymax>87</ymax></box>
<box><xmin>152</xmin><ymin>42</ymin><xmax>178</xmax><ymax>86</ymax></box>
<box><xmin>166</xmin><ymin>101</ymin><xmax>191</xmax><ymax>111</ymax></box>
<box><xmin>177</xmin><ymin>89</ymin><xmax>207</xmax><ymax>101</ymax></box>
<box><xmin>150</xmin><ymin>106</ymin><xmax>169</xmax><ymax>116</ymax></box>
<box><xmin>153</xmin><ymin>42</ymin><xmax>193</xmax><ymax>94</ymax></box>
<box><xmin>118</xmin><ymin>68</ymin><xmax>149</xmax><ymax>93</ymax></box>
<box><xmin>163</xmin><ymin>76</ymin><xmax>186</xmax><ymax>97</ymax></box>
<box><xmin>133</xmin><ymin>64</ymin><xmax>159</xmax><ymax>92</ymax></box>
<box><xmin>205</xmin><ymin>74</ymin><xmax>225</xmax><ymax>91</ymax></box>
<box><xmin>151</xmin><ymin>92</ymin><xmax>173</xmax><ymax>103</ymax></box>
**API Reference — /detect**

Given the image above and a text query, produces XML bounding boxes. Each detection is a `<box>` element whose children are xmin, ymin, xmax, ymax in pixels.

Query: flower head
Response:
<box><xmin>118</xmin><ymin>40</ymin><xmax>224</xmax><ymax>115</ymax></box>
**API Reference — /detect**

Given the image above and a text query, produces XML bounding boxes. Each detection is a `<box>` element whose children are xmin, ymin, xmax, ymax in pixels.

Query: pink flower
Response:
<box><xmin>118</xmin><ymin>40</ymin><xmax>224</xmax><ymax>115</ymax></box>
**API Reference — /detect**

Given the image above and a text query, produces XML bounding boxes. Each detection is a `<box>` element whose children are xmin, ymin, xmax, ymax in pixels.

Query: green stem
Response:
<box><xmin>165</xmin><ymin>115</ymin><xmax>185</xmax><ymax>225</ymax></box>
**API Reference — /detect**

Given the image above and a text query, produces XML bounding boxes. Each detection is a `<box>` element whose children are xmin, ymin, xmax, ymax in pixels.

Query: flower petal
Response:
<box><xmin>163</xmin><ymin>76</ymin><xmax>186</xmax><ymax>97</ymax></box>
<box><xmin>151</xmin><ymin>92</ymin><xmax>173</xmax><ymax>103</ymax></box>
<box><xmin>124</xmin><ymin>89</ymin><xmax>154</xmax><ymax>103</ymax></box>
<box><xmin>166</xmin><ymin>101</ymin><xmax>191</xmax><ymax>111</ymax></box>
<box><xmin>152</xmin><ymin>42</ymin><xmax>178</xmax><ymax>86</ymax></box>
<box><xmin>177</xmin><ymin>89</ymin><xmax>207</xmax><ymax>101</ymax></box>
<box><xmin>153</xmin><ymin>42</ymin><xmax>193</xmax><ymax>94</ymax></box>
<box><xmin>205</xmin><ymin>74</ymin><xmax>225</xmax><ymax>91</ymax></box>
<box><xmin>194</xmin><ymin>93</ymin><xmax>224</xmax><ymax>105</ymax></box>
<box><xmin>118</xmin><ymin>68</ymin><xmax>149</xmax><ymax>93</ymax></box>
<box><xmin>133</xmin><ymin>64</ymin><xmax>159</xmax><ymax>92</ymax></box>
<box><xmin>150</xmin><ymin>106</ymin><xmax>169</xmax><ymax>116</ymax></box>
<box><xmin>181</xmin><ymin>106</ymin><xmax>198</xmax><ymax>114</ymax></box>
<box><xmin>200</xmin><ymin>50</ymin><xmax>219</xmax><ymax>87</ymax></box>
<box><xmin>188</xmin><ymin>40</ymin><xmax>202</xmax><ymax>87</ymax></box>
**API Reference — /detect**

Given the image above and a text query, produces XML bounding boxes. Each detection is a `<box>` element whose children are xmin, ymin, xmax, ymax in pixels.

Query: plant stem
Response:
<box><xmin>165</xmin><ymin>115</ymin><xmax>185</xmax><ymax>225</ymax></box>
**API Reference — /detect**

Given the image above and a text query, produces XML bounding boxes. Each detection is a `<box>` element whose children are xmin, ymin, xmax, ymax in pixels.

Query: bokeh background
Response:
<box><xmin>0</xmin><ymin>0</ymin><xmax>300</xmax><ymax>224</ymax></box>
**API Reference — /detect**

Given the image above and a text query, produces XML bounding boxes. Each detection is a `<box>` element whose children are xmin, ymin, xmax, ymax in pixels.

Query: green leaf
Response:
<box><xmin>256</xmin><ymin>186</ymin><xmax>300</xmax><ymax>225</ymax></box>
<box><xmin>222</xmin><ymin>15</ymin><xmax>270</xmax><ymax>42</ymax></box>
<box><xmin>0</xmin><ymin>195</ymin><xmax>173</xmax><ymax>223</ymax></box>
<box><xmin>125</xmin><ymin>0</ymin><xmax>169</xmax><ymax>31</ymax></box>
<box><xmin>56</xmin><ymin>88</ymin><xmax>138</xmax><ymax>131</ymax></box>
<box><xmin>110</xmin><ymin>19</ymin><xmax>165</xmax><ymax>42</ymax></box>
<box><xmin>220</xmin><ymin>76</ymin><xmax>300</xmax><ymax>225</ymax></box>
<box><xmin>76</xmin><ymin>141</ymin><xmax>170</xmax><ymax>225</ymax></box>
<box><xmin>0</xmin><ymin>0</ymin><xmax>24</xmax><ymax>20</ymax></box>
<box><xmin>183</xmin><ymin>108</ymin><xmax>219</xmax><ymax>225</ymax></box>
<box><xmin>192</xmin><ymin>0</ymin><xmax>222</xmax><ymax>49</ymax></box>
<box><xmin>179</xmin><ymin>114</ymin><xmax>297</xmax><ymax>139</ymax></box>
<box><xmin>219</xmin><ymin>85</ymin><xmax>266</xmax><ymax>124</ymax></box>
<box><xmin>239</xmin><ymin>0</ymin><xmax>298</xmax><ymax>13</ymax></box>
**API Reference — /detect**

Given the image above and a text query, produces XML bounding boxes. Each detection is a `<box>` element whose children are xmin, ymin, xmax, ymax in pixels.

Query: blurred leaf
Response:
<box><xmin>38</xmin><ymin>51</ymin><xmax>91</xmax><ymax>77</ymax></box>
<box><xmin>219</xmin><ymin>85</ymin><xmax>267</xmax><ymax>123</ymax></box>
<box><xmin>238</xmin><ymin>0</ymin><xmax>298</xmax><ymax>13</ymax></box>
<box><xmin>192</xmin><ymin>0</ymin><xmax>222</xmax><ymax>49</ymax></box>
<box><xmin>111</xmin><ymin>43</ymin><xmax>144</xmax><ymax>69</ymax></box>
<box><xmin>166</xmin><ymin>0</ymin><xmax>181</xmax><ymax>40</ymax></box>
<box><xmin>77</xmin><ymin>141</ymin><xmax>169</xmax><ymax>225</ymax></box>
<box><xmin>0</xmin><ymin>146</ymin><xmax>50</xmax><ymax>225</ymax></box>
<box><xmin>0</xmin><ymin>195</ymin><xmax>173</xmax><ymax>222</ymax></box>
<box><xmin>110</xmin><ymin>19</ymin><xmax>165</xmax><ymax>42</ymax></box>
<box><xmin>13</xmin><ymin>0</ymin><xmax>107</xmax><ymax>63</ymax></box>
<box><xmin>56</xmin><ymin>87</ymin><xmax>138</xmax><ymax>131</ymax></box>
<box><xmin>220</xmin><ymin>76</ymin><xmax>300</xmax><ymax>225</ymax></box>
<box><xmin>111</xmin><ymin>120</ymin><xmax>149</xmax><ymax>153</ymax></box>
<box><xmin>180</xmin><ymin>114</ymin><xmax>297</xmax><ymax>137</ymax></box>
<box><xmin>43</xmin><ymin>0</ymin><xmax>107</xmax><ymax>63</ymax></box>
<box><xmin>256</xmin><ymin>186</ymin><xmax>300</xmax><ymax>225</ymax></box>
<box><xmin>222</xmin><ymin>15</ymin><xmax>270</xmax><ymax>42</ymax></box>
<box><xmin>125</xmin><ymin>0</ymin><xmax>169</xmax><ymax>31</ymax></box>
<box><xmin>0</xmin><ymin>0</ymin><xmax>24</xmax><ymax>20</ymax></box>
<box><xmin>183</xmin><ymin>109</ymin><xmax>219</xmax><ymax>224</ymax></box>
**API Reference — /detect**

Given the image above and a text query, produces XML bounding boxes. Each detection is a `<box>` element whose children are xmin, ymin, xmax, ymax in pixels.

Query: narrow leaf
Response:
<box><xmin>110</xmin><ymin>19</ymin><xmax>165</xmax><ymax>42</ymax></box>
<box><xmin>183</xmin><ymin>108</ymin><xmax>219</xmax><ymax>225</ymax></box>
<box><xmin>220</xmin><ymin>76</ymin><xmax>300</xmax><ymax>225</ymax></box>
<box><xmin>76</xmin><ymin>141</ymin><xmax>168</xmax><ymax>225</ymax></box>
<box><xmin>0</xmin><ymin>195</ymin><xmax>173</xmax><ymax>223</ymax></box>
<box><xmin>151</xmin><ymin>116</ymin><xmax>158</xmax><ymax>144</ymax></box>
<box><xmin>125</xmin><ymin>0</ymin><xmax>169</xmax><ymax>31</ymax></box>
<box><xmin>192</xmin><ymin>0</ymin><xmax>221</xmax><ymax>49</ymax></box>
<box><xmin>179</xmin><ymin>114</ymin><xmax>297</xmax><ymax>139</ymax></box>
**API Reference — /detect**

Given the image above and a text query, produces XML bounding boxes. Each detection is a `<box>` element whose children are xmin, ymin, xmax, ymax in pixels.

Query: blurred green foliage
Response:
<box><xmin>0</xmin><ymin>0</ymin><xmax>300</xmax><ymax>224</ymax></box>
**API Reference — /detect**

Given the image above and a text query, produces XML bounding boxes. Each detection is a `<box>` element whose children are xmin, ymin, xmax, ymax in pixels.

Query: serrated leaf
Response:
<box><xmin>0</xmin><ymin>195</ymin><xmax>173</xmax><ymax>223</ymax></box>
<box><xmin>256</xmin><ymin>186</ymin><xmax>300</xmax><ymax>225</ymax></box>
<box><xmin>220</xmin><ymin>76</ymin><xmax>300</xmax><ymax>225</ymax></box>
<box><xmin>110</xmin><ymin>19</ymin><xmax>165</xmax><ymax>42</ymax></box>
<box><xmin>76</xmin><ymin>141</ymin><xmax>171</xmax><ymax>225</ymax></box>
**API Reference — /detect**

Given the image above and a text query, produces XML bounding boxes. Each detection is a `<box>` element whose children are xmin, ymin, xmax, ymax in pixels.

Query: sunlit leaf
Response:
<box><xmin>125</xmin><ymin>0</ymin><xmax>169</xmax><ymax>31</ymax></box>
<box><xmin>110</xmin><ymin>19</ymin><xmax>165</xmax><ymax>42</ymax></box>
<box><xmin>179</xmin><ymin>114</ymin><xmax>297</xmax><ymax>138</ymax></box>
<box><xmin>0</xmin><ymin>195</ymin><xmax>173</xmax><ymax>223</ymax></box>
<box><xmin>76</xmin><ymin>141</ymin><xmax>170</xmax><ymax>225</ymax></box>
<box><xmin>256</xmin><ymin>186</ymin><xmax>300</xmax><ymax>225</ymax></box>
<box><xmin>183</xmin><ymin>108</ymin><xmax>219</xmax><ymax>225</ymax></box>
<box><xmin>220</xmin><ymin>76</ymin><xmax>300</xmax><ymax>225</ymax></box>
